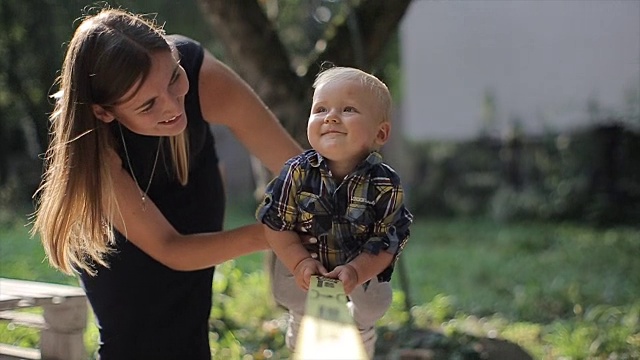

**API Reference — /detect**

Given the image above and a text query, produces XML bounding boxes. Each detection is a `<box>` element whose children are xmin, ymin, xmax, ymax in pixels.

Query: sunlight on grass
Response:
<box><xmin>398</xmin><ymin>219</ymin><xmax>640</xmax><ymax>322</ymax></box>
<box><xmin>0</xmin><ymin>221</ymin><xmax>76</xmax><ymax>286</ymax></box>
<box><xmin>1</xmin><ymin>204</ymin><xmax>639</xmax><ymax>359</ymax></box>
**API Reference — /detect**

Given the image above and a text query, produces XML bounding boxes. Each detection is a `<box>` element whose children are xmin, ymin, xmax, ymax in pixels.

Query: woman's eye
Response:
<box><xmin>169</xmin><ymin>62</ymin><xmax>183</xmax><ymax>85</ymax></box>
<box><xmin>169</xmin><ymin>71</ymin><xmax>180</xmax><ymax>85</ymax></box>
<box><xmin>140</xmin><ymin>101</ymin><xmax>155</xmax><ymax>114</ymax></box>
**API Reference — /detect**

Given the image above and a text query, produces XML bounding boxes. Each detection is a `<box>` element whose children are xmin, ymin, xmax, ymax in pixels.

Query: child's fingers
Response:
<box><xmin>317</xmin><ymin>264</ymin><xmax>328</xmax><ymax>275</ymax></box>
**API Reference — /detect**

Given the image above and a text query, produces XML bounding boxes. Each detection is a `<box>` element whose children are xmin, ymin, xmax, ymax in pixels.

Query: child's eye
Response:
<box><xmin>314</xmin><ymin>106</ymin><xmax>327</xmax><ymax>113</ymax></box>
<box><xmin>344</xmin><ymin>106</ymin><xmax>357</xmax><ymax>113</ymax></box>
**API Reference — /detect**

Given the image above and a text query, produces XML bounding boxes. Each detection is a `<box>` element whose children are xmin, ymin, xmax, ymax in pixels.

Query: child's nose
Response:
<box><xmin>323</xmin><ymin>111</ymin><xmax>340</xmax><ymax>123</ymax></box>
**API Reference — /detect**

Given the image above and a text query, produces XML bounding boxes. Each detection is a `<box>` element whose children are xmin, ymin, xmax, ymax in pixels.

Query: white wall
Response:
<box><xmin>401</xmin><ymin>0</ymin><xmax>640</xmax><ymax>140</ymax></box>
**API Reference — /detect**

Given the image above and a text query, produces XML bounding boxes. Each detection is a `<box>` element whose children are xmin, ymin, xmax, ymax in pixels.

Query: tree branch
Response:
<box><xmin>304</xmin><ymin>0</ymin><xmax>414</xmax><ymax>82</ymax></box>
<box><xmin>196</xmin><ymin>0</ymin><xmax>308</xmax><ymax>139</ymax></box>
<box><xmin>196</xmin><ymin>0</ymin><xmax>414</xmax><ymax>142</ymax></box>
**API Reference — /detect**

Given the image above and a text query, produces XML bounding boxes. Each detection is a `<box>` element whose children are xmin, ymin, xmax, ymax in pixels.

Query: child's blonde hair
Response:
<box><xmin>313</xmin><ymin>66</ymin><xmax>392</xmax><ymax>123</ymax></box>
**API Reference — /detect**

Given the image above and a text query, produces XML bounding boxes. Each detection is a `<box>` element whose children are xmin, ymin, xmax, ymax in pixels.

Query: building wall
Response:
<box><xmin>400</xmin><ymin>0</ymin><xmax>640</xmax><ymax>140</ymax></box>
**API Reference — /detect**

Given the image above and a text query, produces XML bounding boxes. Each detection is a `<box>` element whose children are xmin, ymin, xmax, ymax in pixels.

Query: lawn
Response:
<box><xmin>1</xmin><ymin>203</ymin><xmax>639</xmax><ymax>359</ymax></box>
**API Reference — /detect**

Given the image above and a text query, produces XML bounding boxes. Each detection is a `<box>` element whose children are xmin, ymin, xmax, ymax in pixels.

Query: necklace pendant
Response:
<box><xmin>118</xmin><ymin>124</ymin><xmax>161</xmax><ymax>214</ymax></box>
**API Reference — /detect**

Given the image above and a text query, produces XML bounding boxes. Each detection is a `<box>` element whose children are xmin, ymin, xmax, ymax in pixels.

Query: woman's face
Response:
<box><xmin>95</xmin><ymin>50</ymin><xmax>189</xmax><ymax>136</ymax></box>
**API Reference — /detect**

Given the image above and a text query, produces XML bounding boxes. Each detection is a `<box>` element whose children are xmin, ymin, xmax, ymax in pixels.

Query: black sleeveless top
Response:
<box><xmin>80</xmin><ymin>35</ymin><xmax>225</xmax><ymax>360</ymax></box>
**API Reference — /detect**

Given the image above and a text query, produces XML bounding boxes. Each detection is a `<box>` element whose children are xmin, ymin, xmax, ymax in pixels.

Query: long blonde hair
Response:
<box><xmin>32</xmin><ymin>8</ymin><xmax>189</xmax><ymax>275</ymax></box>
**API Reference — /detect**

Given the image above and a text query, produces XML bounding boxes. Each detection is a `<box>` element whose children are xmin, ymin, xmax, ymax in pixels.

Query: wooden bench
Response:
<box><xmin>0</xmin><ymin>278</ymin><xmax>87</xmax><ymax>360</ymax></box>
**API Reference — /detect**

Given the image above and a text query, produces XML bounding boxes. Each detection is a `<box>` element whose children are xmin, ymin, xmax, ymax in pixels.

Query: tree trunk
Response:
<box><xmin>196</xmin><ymin>0</ymin><xmax>414</xmax><ymax>142</ymax></box>
<box><xmin>303</xmin><ymin>0</ymin><xmax>414</xmax><ymax>82</ymax></box>
<box><xmin>196</xmin><ymin>0</ymin><xmax>309</xmax><ymax>144</ymax></box>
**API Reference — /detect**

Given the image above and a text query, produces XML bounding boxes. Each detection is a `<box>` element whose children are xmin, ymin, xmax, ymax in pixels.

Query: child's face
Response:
<box><xmin>308</xmin><ymin>78</ymin><xmax>389</xmax><ymax>164</ymax></box>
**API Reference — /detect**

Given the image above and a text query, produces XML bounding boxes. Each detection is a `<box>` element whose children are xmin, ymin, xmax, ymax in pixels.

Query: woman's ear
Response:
<box><xmin>92</xmin><ymin>105</ymin><xmax>116</xmax><ymax>123</ymax></box>
<box><xmin>375</xmin><ymin>121</ymin><xmax>391</xmax><ymax>146</ymax></box>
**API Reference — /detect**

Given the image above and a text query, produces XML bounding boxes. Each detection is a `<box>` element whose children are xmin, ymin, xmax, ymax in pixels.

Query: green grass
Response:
<box><xmin>381</xmin><ymin>218</ymin><xmax>640</xmax><ymax>359</ymax></box>
<box><xmin>399</xmin><ymin>219</ymin><xmax>640</xmax><ymax>321</ymax></box>
<box><xmin>0</xmin><ymin>219</ymin><xmax>77</xmax><ymax>286</ymax></box>
<box><xmin>1</xmin><ymin>204</ymin><xmax>639</xmax><ymax>359</ymax></box>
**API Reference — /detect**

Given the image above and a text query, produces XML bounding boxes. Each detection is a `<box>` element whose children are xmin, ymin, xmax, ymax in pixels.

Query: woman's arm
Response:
<box><xmin>198</xmin><ymin>49</ymin><xmax>302</xmax><ymax>173</ymax></box>
<box><xmin>264</xmin><ymin>226</ymin><xmax>312</xmax><ymax>273</ymax></box>
<box><xmin>113</xmin><ymin>49</ymin><xmax>302</xmax><ymax>270</ymax></box>
<box><xmin>264</xmin><ymin>226</ymin><xmax>327</xmax><ymax>290</ymax></box>
<box><xmin>107</xmin><ymin>149</ymin><xmax>267</xmax><ymax>271</ymax></box>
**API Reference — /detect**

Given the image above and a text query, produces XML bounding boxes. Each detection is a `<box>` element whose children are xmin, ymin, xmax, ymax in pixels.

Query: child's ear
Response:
<box><xmin>92</xmin><ymin>105</ymin><xmax>116</xmax><ymax>123</ymax></box>
<box><xmin>375</xmin><ymin>121</ymin><xmax>391</xmax><ymax>146</ymax></box>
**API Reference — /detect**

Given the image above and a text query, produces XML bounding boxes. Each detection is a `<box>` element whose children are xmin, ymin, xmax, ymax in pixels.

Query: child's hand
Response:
<box><xmin>293</xmin><ymin>258</ymin><xmax>327</xmax><ymax>291</ymax></box>
<box><xmin>325</xmin><ymin>264</ymin><xmax>359</xmax><ymax>294</ymax></box>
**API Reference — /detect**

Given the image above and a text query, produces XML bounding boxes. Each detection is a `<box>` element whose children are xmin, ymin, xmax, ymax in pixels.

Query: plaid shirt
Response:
<box><xmin>256</xmin><ymin>149</ymin><xmax>413</xmax><ymax>282</ymax></box>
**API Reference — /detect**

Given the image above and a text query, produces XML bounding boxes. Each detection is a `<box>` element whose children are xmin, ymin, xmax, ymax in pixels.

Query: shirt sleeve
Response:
<box><xmin>255</xmin><ymin>156</ymin><xmax>303</xmax><ymax>231</ymax></box>
<box><xmin>362</xmin><ymin>176</ymin><xmax>414</xmax><ymax>282</ymax></box>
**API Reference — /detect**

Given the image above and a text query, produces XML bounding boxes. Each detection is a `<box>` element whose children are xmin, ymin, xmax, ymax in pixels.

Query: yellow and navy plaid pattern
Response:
<box><xmin>256</xmin><ymin>149</ymin><xmax>413</xmax><ymax>283</ymax></box>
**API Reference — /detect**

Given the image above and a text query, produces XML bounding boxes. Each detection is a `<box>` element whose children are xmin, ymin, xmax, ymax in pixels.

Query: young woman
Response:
<box><xmin>31</xmin><ymin>7</ymin><xmax>302</xmax><ymax>359</ymax></box>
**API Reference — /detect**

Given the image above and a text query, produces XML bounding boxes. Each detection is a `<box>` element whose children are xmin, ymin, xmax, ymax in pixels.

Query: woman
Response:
<box><xmin>31</xmin><ymin>7</ymin><xmax>302</xmax><ymax>359</ymax></box>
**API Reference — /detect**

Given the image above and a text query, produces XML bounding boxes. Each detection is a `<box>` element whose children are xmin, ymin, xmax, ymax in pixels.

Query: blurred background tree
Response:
<box><xmin>0</xmin><ymin>0</ymin><xmax>85</xmax><ymax>201</ymax></box>
<box><xmin>0</xmin><ymin>0</ymin><xmax>410</xmax><ymax>212</ymax></box>
<box><xmin>2</xmin><ymin>0</ymin><xmax>638</xmax><ymax>227</ymax></box>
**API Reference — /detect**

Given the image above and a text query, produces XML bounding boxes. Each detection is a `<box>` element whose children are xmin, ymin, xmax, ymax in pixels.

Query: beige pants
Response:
<box><xmin>271</xmin><ymin>258</ymin><xmax>393</xmax><ymax>359</ymax></box>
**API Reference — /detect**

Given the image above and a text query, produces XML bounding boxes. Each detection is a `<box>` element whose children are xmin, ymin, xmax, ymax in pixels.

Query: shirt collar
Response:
<box><xmin>308</xmin><ymin>150</ymin><xmax>383</xmax><ymax>171</ymax></box>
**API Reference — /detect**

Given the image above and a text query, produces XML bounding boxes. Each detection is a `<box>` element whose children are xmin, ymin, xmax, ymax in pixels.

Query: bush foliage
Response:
<box><xmin>1</xmin><ymin>218</ymin><xmax>639</xmax><ymax>359</ymax></box>
<box><xmin>408</xmin><ymin>123</ymin><xmax>640</xmax><ymax>226</ymax></box>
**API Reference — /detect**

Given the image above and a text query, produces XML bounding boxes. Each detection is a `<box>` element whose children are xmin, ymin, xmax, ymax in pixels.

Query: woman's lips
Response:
<box><xmin>160</xmin><ymin>114</ymin><xmax>181</xmax><ymax>124</ymax></box>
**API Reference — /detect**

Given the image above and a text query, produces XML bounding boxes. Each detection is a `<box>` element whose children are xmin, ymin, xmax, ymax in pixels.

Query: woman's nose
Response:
<box><xmin>159</xmin><ymin>92</ymin><xmax>182</xmax><ymax>119</ymax></box>
<box><xmin>165</xmin><ymin>93</ymin><xmax>182</xmax><ymax>113</ymax></box>
<box><xmin>166</xmin><ymin>84</ymin><xmax>186</xmax><ymax>111</ymax></box>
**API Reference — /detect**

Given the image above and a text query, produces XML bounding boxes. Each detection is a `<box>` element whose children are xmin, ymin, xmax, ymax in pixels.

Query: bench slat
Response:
<box><xmin>0</xmin><ymin>343</ymin><xmax>41</xmax><ymax>360</ymax></box>
<box><xmin>0</xmin><ymin>279</ymin><xmax>86</xmax><ymax>310</ymax></box>
<box><xmin>0</xmin><ymin>278</ymin><xmax>87</xmax><ymax>360</ymax></box>
<box><xmin>0</xmin><ymin>279</ymin><xmax>85</xmax><ymax>298</ymax></box>
<box><xmin>0</xmin><ymin>296</ymin><xmax>21</xmax><ymax>312</ymax></box>
<box><xmin>0</xmin><ymin>311</ymin><xmax>46</xmax><ymax>329</ymax></box>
